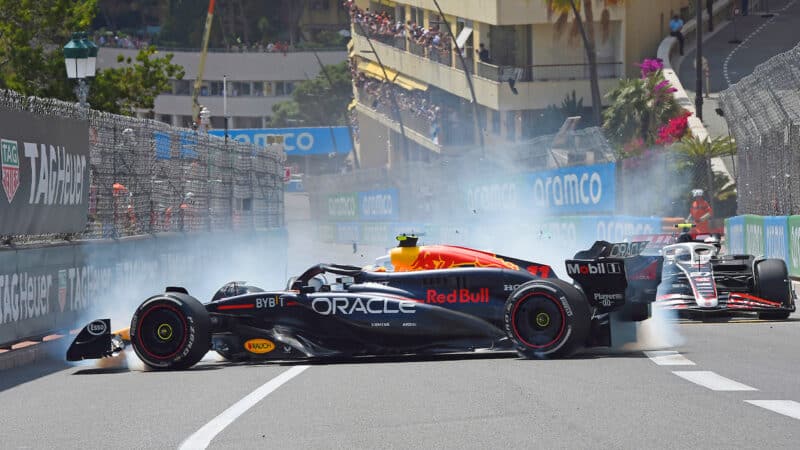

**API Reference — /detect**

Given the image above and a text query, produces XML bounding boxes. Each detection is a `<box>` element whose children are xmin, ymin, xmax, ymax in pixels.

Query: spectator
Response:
<box><xmin>477</xmin><ymin>43</ymin><xmax>490</xmax><ymax>63</ymax></box>
<box><xmin>669</xmin><ymin>14</ymin><xmax>685</xmax><ymax>56</ymax></box>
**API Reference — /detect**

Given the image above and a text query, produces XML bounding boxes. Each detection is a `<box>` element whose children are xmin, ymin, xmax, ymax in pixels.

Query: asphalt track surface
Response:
<box><xmin>1</xmin><ymin>311</ymin><xmax>799</xmax><ymax>449</ymax></box>
<box><xmin>3</xmin><ymin>194</ymin><xmax>800</xmax><ymax>448</ymax></box>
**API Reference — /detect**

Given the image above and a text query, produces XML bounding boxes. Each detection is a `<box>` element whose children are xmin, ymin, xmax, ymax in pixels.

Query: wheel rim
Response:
<box><xmin>511</xmin><ymin>293</ymin><xmax>566</xmax><ymax>349</ymax></box>
<box><xmin>136</xmin><ymin>304</ymin><xmax>188</xmax><ymax>360</ymax></box>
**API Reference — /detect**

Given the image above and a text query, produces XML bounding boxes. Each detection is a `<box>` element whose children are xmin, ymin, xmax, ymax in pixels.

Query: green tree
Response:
<box><xmin>89</xmin><ymin>46</ymin><xmax>185</xmax><ymax>115</ymax></box>
<box><xmin>673</xmin><ymin>135</ymin><xmax>737</xmax><ymax>206</ymax></box>
<box><xmin>269</xmin><ymin>101</ymin><xmax>302</xmax><ymax>127</ymax></box>
<box><xmin>546</xmin><ymin>0</ymin><xmax>622</xmax><ymax>126</ymax></box>
<box><xmin>269</xmin><ymin>61</ymin><xmax>352</xmax><ymax>127</ymax></box>
<box><xmin>602</xmin><ymin>68</ymin><xmax>680</xmax><ymax>152</ymax></box>
<box><xmin>0</xmin><ymin>0</ymin><xmax>98</xmax><ymax>99</ymax></box>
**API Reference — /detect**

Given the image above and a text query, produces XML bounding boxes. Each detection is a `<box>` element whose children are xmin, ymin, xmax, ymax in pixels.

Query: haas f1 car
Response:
<box><xmin>653</xmin><ymin>226</ymin><xmax>796</xmax><ymax>319</ymax></box>
<box><xmin>67</xmin><ymin>236</ymin><xmax>661</xmax><ymax>370</ymax></box>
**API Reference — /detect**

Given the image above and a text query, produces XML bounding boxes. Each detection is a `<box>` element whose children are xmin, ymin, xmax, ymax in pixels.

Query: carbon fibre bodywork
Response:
<box><xmin>68</xmin><ymin>241</ymin><xmax>662</xmax><ymax>365</ymax></box>
<box><xmin>655</xmin><ymin>242</ymin><xmax>796</xmax><ymax>317</ymax></box>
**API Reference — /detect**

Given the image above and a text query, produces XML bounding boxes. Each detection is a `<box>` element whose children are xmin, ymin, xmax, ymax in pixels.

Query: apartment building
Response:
<box><xmin>302</xmin><ymin>0</ymin><xmax>352</xmax><ymax>35</ymax></box>
<box><xmin>97</xmin><ymin>47</ymin><xmax>347</xmax><ymax>129</ymax></box>
<box><xmin>349</xmin><ymin>0</ymin><xmax>691</xmax><ymax>168</ymax></box>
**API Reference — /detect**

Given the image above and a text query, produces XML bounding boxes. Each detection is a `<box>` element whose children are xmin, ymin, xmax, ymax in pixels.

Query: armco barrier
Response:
<box><xmin>725</xmin><ymin>215</ymin><xmax>745</xmax><ymax>254</ymax></box>
<box><xmin>743</xmin><ymin>215</ymin><xmax>765</xmax><ymax>257</ymax></box>
<box><xmin>726</xmin><ymin>215</ymin><xmax>800</xmax><ymax>279</ymax></box>
<box><xmin>789</xmin><ymin>216</ymin><xmax>800</xmax><ymax>278</ymax></box>
<box><xmin>764</xmin><ymin>216</ymin><xmax>789</xmax><ymax>261</ymax></box>
<box><xmin>0</xmin><ymin>230</ymin><xmax>287</xmax><ymax>347</ymax></box>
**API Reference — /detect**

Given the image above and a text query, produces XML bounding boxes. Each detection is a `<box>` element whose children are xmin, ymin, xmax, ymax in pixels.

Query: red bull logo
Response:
<box><xmin>426</xmin><ymin>288</ymin><xmax>490</xmax><ymax>304</ymax></box>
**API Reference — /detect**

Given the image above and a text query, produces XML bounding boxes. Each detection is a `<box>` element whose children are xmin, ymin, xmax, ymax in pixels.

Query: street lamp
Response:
<box><xmin>63</xmin><ymin>32</ymin><xmax>98</xmax><ymax>109</ymax></box>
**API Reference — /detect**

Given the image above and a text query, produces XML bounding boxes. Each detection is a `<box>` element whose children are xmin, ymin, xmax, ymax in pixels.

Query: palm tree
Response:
<box><xmin>546</xmin><ymin>0</ymin><xmax>621</xmax><ymax>126</ymax></box>
<box><xmin>673</xmin><ymin>135</ymin><xmax>737</xmax><ymax>206</ymax></box>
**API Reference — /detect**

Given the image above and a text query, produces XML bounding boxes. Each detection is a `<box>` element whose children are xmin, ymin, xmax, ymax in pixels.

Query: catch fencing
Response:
<box><xmin>718</xmin><ymin>42</ymin><xmax>800</xmax><ymax>216</ymax></box>
<box><xmin>0</xmin><ymin>89</ymin><xmax>285</xmax><ymax>242</ymax></box>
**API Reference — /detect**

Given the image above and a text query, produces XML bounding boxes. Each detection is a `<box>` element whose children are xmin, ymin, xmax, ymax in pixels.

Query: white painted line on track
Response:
<box><xmin>644</xmin><ymin>351</ymin><xmax>696</xmax><ymax>366</ymax></box>
<box><xmin>672</xmin><ymin>371</ymin><xmax>758</xmax><ymax>391</ymax></box>
<box><xmin>179</xmin><ymin>365</ymin><xmax>310</xmax><ymax>450</ymax></box>
<box><xmin>745</xmin><ymin>400</ymin><xmax>800</xmax><ymax>421</ymax></box>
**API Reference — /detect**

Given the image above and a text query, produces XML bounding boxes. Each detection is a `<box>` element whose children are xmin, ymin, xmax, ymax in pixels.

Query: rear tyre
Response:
<box><xmin>504</xmin><ymin>280</ymin><xmax>591</xmax><ymax>359</ymax></box>
<box><xmin>755</xmin><ymin>259</ymin><xmax>793</xmax><ymax>320</ymax></box>
<box><xmin>130</xmin><ymin>293</ymin><xmax>211</xmax><ymax>370</ymax></box>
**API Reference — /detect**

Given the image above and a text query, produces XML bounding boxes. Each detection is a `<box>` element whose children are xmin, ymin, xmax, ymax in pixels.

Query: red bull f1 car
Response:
<box><xmin>651</xmin><ymin>227</ymin><xmax>796</xmax><ymax>319</ymax></box>
<box><xmin>67</xmin><ymin>236</ymin><xmax>661</xmax><ymax>370</ymax></box>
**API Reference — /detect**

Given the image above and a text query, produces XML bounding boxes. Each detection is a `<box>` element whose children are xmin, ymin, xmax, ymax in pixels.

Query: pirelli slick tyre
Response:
<box><xmin>504</xmin><ymin>280</ymin><xmax>591</xmax><ymax>359</ymax></box>
<box><xmin>756</xmin><ymin>259</ymin><xmax>793</xmax><ymax>320</ymax></box>
<box><xmin>130</xmin><ymin>293</ymin><xmax>211</xmax><ymax>370</ymax></box>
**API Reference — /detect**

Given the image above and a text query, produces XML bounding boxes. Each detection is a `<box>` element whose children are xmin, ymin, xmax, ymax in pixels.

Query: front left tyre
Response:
<box><xmin>755</xmin><ymin>259</ymin><xmax>793</xmax><ymax>320</ymax></box>
<box><xmin>504</xmin><ymin>279</ymin><xmax>591</xmax><ymax>359</ymax></box>
<box><xmin>130</xmin><ymin>292</ymin><xmax>211</xmax><ymax>370</ymax></box>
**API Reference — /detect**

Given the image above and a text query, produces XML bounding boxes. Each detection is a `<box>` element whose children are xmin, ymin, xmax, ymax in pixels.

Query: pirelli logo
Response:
<box><xmin>566</xmin><ymin>261</ymin><xmax>623</xmax><ymax>275</ymax></box>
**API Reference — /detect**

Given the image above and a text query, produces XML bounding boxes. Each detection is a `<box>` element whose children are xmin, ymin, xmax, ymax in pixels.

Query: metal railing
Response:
<box><xmin>476</xmin><ymin>61</ymin><xmax>623</xmax><ymax>83</ymax></box>
<box><xmin>356</xmin><ymin>85</ymin><xmax>478</xmax><ymax>147</ymax></box>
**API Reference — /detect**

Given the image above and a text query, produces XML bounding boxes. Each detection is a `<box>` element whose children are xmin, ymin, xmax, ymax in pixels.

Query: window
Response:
<box><xmin>252</xmin><ymin>82</ymin><xmax>264</xmax><ymax>96</ymax></box>
<box><xmin>232</xmin><ymin>82</ymin><xmax>251</xmax><ymax>96</ymax></box>
<box><xmin>234</xmin><ymin>116</ymin><xmax>263</xmax><ymax>128</ymax></box>
<box><xmin>284</xmin><ymin>81</ymin><xmax>296</xmax><ymax>96</ymax></box>
<box><xmin>264</xmin><ymin>81</ymin><xmax>274</xmax><ymax>96</ymax></box>
<box><xmin>276</xmin><ymin>81</ymin><xmax>286</xmax><ymax>96</ymax></box>
<box><xmin>210</xmin><ymin>81</ymin><xmax>224</xmax><ymax>96</ymax></box>
<box><xmin>210</xmin><ymin>116</ymin><xmax>226</xmax><ymax>129</ymax></box>
<box><xmin>174</xmin><ymin>80</ymin><xmax>191</xmax><ymax>95</ymax></box>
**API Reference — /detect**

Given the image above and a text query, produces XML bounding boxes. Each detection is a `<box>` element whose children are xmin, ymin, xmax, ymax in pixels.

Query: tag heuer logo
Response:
<box><xmin>1</xmin><ymin>138</ymin><xmax>20</xmax><ymax>203</ymax></box>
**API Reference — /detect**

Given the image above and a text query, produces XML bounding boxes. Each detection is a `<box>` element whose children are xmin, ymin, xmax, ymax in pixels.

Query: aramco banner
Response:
<box><xmin>0</xmin><ymin>109</ymin><xmax>90</xmax><ymax>234</ymax></box>
<box><xmin>210</xmin><ymin>127</ymin><xmax>352</xmax><ymax>156</ymax></box>
<box><xmin>525</xmin><ymin>162</ymin><xmax>616</xmax><ymax>214</ymax></box>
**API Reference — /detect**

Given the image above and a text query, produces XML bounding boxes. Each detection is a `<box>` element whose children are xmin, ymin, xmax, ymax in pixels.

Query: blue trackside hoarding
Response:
<box><xmin>358</xmin><ymin>189</ymin><xmax>399</xmax><ymax>221</ymax></box>
<box><xmin>525</xmin><ymin>162</ymin><xmax>616</xmax><ymax>214</ymax></box>
<box><xmin>764</xmin><ymin>216</ymin><xmax>789</xmax><ymax>260</ymax></box>
<box><xmin>209</xmin><ymin>127</ymin><xmax>352</xmax><ymax>156</ymax></box>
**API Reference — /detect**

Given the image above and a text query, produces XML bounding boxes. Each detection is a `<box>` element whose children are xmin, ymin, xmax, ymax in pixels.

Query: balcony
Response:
<box><xmin>355</xmin><ymin>84</ymin><xmax>474</xmax><ymax>151</ymax></box>
<box><xmin>396</xmin><ymin>0</ymin><xmax>624</xmax><ymax>26</ymax></box>
<box><xmin>351</xmin><ymin>29</ymin><xmax>622</xmax><ymax>111</ymax></box>
<box><xmin>475</xmin><ymin>61</ymin><xmax>623</xmax><ymax>82</ymax></box>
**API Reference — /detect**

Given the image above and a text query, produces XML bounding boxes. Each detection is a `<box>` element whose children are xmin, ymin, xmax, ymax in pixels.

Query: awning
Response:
<box><xmin>347</xmin><ymin>98</ymin><xmax>358</xmax><ymax>111</ymax></box>
<box><xmin>394</xmin><ymin>74</ymin><xmax>428</xmax><ymax>91</ymax></box>
<box><xmin>357</xmin><ymin>61</ymin><xmax>428</xmax><ymax>91</ymax></box>
<box><xmin>455</xmin><ymin>26</ymin><xmax>473</xmax><ymax>50</ymax></box>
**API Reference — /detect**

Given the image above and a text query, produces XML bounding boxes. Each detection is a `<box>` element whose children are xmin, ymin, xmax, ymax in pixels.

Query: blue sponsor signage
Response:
<box><xmin>581</xmin><ymin>215</ymin><xmax>662</xmax><ymax>243</ymax></box>
<box><xmin>179</xmin><ymin>131</ymin><xmax>198</xmax><ymax>159</ymax></box>
<box><xmin>359</xmin><ymin>188</ymin><xmax>398</xmax><ymax>221</ymax></box>
<box><xmin>335</xmin><ymin>222</ymin><xmax>360</xmax><ymax>243</ymax></box>
<box><xmin>209</xmin><ymin>127</ymin><xmax>352</xmax><ymax>156</ymax></box>
<box><xmin>763</xmin><ymin>216</ymin><xmax>789</xmax><ymax>260</ymax></box>
<box><xmin>154</xmin><ymin>131</ymin><xmax>171</xmax><ymax>159</ymax></box>
<box><xmin>525</xmin><ymin>162</ymin><xmax>616</xmax><ymax>214</ymax></box>
<box><xmin>725</xmin><ymin>216</ymin><xmax>745</xmax><ymax>254</ymax></box>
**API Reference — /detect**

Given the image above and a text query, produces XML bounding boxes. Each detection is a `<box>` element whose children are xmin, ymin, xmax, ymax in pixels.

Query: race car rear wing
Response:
<box><xmin>566</xmin><ymin>241</ymin><xmax>660</xmax><ymax>313</ymax></box>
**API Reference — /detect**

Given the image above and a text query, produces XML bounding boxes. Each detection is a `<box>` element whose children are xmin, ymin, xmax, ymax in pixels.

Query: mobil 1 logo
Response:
<box><xmin>566</xmin><ymin>261</ymin><xmax>623</xmax><ymax>276</ymax></box>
